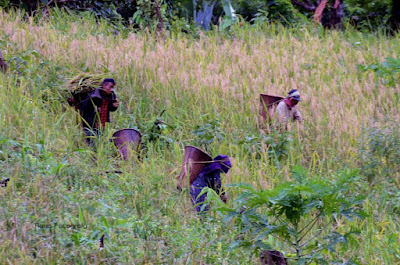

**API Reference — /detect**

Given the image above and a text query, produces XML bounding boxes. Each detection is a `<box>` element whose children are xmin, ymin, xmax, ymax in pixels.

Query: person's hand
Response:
<box><xmin>67</xmin><ymin>97</ymin><xmax>76</xmax><ymax>106</ymax></box>
<box><xmin>220</xmin><ymin>194</ymin><xmax>228</xmax><ymax>203</ymax></box>
<box><xmin>112</xmin><ymin>100</ymin><xmax>119</xmax><ymax>108</ymax></box>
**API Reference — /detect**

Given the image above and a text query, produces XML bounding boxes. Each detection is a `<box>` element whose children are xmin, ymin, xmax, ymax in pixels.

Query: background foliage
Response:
<box><xmin>0</xmin><ymin>0</ymin><xmax>397</xmax><ymax>31</ymax></box>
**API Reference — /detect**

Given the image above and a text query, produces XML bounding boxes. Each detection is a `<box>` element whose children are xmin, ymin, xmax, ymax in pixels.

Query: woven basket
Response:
<box><xmin>112</xmin><ymin>129</ymin><xmax>141</xmax><ymax>161</ymax></box>
<box><xmin>177</xmin><ymin>145</ymin><xmax>212</xmax><ymax>189</ymax></box>
<box><xmin>259</xmin><ymin>93</ymin><xmax>284</xmax><ymax>123</ymax></box>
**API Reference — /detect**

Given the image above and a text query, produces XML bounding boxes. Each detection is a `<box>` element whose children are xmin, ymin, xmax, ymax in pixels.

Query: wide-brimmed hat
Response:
<box><xmin>288</xmin><ymin>89</ymin><xmax>301</xmax><ymax>101</ymax></box>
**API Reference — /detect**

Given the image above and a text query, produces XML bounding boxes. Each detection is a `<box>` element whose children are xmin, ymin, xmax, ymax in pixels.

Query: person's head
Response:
<box><xmin>287</xmin><ymin>89</ymin><xmax>301</xmax><ymax>106</ymax></box>
<box><xmin>213</xmin><ymin>155</ymin><xmax>232</xmax><ymax>174</ymax></box>
<box><xmin>101</xmin><ymin>78</ymin><xmax>116</xmax><ymax>94</ymax></box>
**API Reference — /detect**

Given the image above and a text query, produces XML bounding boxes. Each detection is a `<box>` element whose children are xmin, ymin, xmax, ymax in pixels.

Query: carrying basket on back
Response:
<box><xmin>112</xmin><ymin>129</ymin><xmax>141</xmax><ymax>161</ymax></box>
<box><xmin>177</xmin><ymin>146</ymin><xmax>212</xmax><ymax>190</ymax></box>
<box><xmin>259</xmin><ymin>94</ymin><xmax>284</xmax><ymax>124</ymax></box>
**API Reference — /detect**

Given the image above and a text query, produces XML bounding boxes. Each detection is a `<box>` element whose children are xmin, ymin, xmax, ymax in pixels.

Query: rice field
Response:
<box><xmin>0</xmin><ymin>8</ymin><xmax>399</xmax><ymax>264</ymax></box>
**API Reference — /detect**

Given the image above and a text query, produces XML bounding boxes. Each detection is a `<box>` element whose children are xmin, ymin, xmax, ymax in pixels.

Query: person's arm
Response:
<box><xmin>294</xmin><ymin>110</ymin><xmax>304</xmax><ymax>142</ymax></box>
<box><xmin>109</xmin><ymin>92</ymin><xmax>119</xmax><ymax>112</ymax></box>
<box><xmin>67</xmin><ymin>97</ymin><xmax>76</xmax><ymax>106</ymax></box>
<box><xmin>293</xmin><ymin>108</ymin><xmax>303</xmax><ymax>123</ymax></box>
<box><xmin>209</xmin><ymin>171</ymin><xmax>227</xmax><ymax>203</ymax></box>
<box><xmin>109</xmin><ymin>100</ymin><xmax>119</xmax><ymax>112</ymax></box>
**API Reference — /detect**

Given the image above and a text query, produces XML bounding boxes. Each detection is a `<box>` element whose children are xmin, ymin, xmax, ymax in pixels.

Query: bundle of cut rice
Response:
<box><xmin>62</xmin><ymin>73</ymin><xmax>107</xmax><ymax>97</ymax></box>
<box><xmin>62</xmin><ymin>73</ymin><xmax>108</xmax><ymax>106</ymax></box>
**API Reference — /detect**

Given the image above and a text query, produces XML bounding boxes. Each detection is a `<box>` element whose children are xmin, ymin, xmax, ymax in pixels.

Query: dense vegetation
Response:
<box><xmin>0</xmin><ymin>6</ymin><xmax>399</xmax><ymax>265</ymax></box>
<box><xmin>1</xmin><ymin>0</ymin><xmax>398</xmax><ymax>32</ymax></box>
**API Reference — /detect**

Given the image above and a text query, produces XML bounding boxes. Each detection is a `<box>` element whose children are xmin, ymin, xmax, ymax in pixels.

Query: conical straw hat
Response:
<box><xmin>177</xmin><ymin>145</ymin><xmax>212</xmax><ymax>189</ymax></box>
<box><xmin>259</xmin><ymin>93</ymin><xmax>284</xmax><ymax>123</ymax></box>
<box><xmin>112</xmin><ymin>129</ymin><xmax>141</xmax><ymax>161</ymax></box>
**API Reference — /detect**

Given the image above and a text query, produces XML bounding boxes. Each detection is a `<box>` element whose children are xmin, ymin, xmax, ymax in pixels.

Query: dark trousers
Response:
<box><xmin>83</xmin><ymin>127</ymin><xmax>100</xmax><ymax>148</ymax></box>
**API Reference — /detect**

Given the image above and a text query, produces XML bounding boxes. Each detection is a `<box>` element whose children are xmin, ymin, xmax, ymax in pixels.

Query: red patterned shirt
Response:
<box><xmin>98</xmin><ymin>100</ymin><xmax>109</xmax><ymax>128</ymax></box>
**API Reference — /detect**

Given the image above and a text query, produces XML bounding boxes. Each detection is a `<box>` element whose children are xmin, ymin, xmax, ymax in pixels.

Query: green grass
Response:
<box><xmin>0</xmin><ymin>8</ymin><xmax>399</xmax><ymax>264</ymax></box>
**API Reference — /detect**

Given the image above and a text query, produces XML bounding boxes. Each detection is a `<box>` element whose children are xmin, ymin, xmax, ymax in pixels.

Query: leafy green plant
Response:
<box><xmin>213</xmin><ymin>166</ymin><xmax>366</xmax><ymax>263</ymax></box>
<box><xmin>357</xmin><ymin>57</ymin><xmax>400</xmax><ymax>87</ymax></box>
<box><xmin>4</xmin><ymin>0</ymin><xmax>129</xmax><ymax>22</ymax></box>
<box><xmin>251</xmin><ymin>9</ymin><xmax>270</xmax><ymax>25</ymax></box>
<box><xmin>192</xmin><ymin>115</ymin><xmax>225</xmax><ymax>152</ymax></box>
<box><xmin>344</xmin><ymin>0</ymin><xmax>392</xmax><ymax>31</ymax></box>
<box><xmin>0</xmin><ymin>0</ymin><xmax>9</xmax><ymax>8</ymax></box>
<box><xmin>132</xmin><ymin>0</ymin><xmax>168</xmax><ymax>30</ymax></box>
<box><xmin>239</xmin><ymin>130</ymin><xmax>293</xmax><ymax>161</ymax></box>
<box><xmin>267</xmin><ymin>0</ymin><xmax>299</xmax><ymax>24</ymax></box>
<box><xmin>233</xmin><ymin>0</ymin><xmax>268</xmax><ymax>21</ymax></box>
<box><xmin>141</xmin><ymin>113</ymin><xmax>174</xmax><ymax>146</ymax></box>
<box><xmin>358</xmin><ymin>123</ymin><xmax>400</xmax><ymax>183</ymax></box>
<box><xmin>264</xmin><ymin>131</ymin><xmax>293</xmax><ymax>162</ymax></box>
<box><xmin>235</xmin><ymin>0</ymin><xmax>305</xmax><ymax>25</ymax></box>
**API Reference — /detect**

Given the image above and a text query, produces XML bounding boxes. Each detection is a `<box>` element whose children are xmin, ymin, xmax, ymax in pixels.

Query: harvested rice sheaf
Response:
<box><xmin>62</xmin><ymin>73</ymin><xmax>107</xmax><ymax>97</ymax></box>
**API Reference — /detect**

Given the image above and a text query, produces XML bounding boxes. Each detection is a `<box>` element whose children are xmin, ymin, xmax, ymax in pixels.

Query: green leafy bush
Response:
<box><xmin>213</xmin><ymin>166</ymin><xmax>366</xmax><ymax>263</ymax></box>
<box><xmin>358</xmin><ymin>123</ymin><xmax>400</xmax><ymax>217</ymax></box>
<box><xmin>357</xmin><ymin>57</ymin><xmax>400</xmax><ymax>87</ymax></box>
<box><xmin>233</xmin><ymin>0</ymin><xmax>301</xmax><ymax>25</ymax></box>
<box><xmin>358</xmin><ymin>123</ymin><xmax>400</xmax><ymax>183</ymax></box>
<box><xmin>3</xmin><ymin>0</ymin><xmax>128</xmax><ymax>21</ymax></box>
<box><xmin>132</xmin><ymin>0</ymin><xmax>167</xmax><ymax>30</ymax></box>
<box><xmin>233</xmin><ymin>0</ymin><xmax>267</xmax><ymax>21</ymax></box>
<box><xmin>141</xmin><ymin>114</ymin><xmax>174</xmax><ymax>147</ymax></box>
<box><xmin>192</xmin><ymin>116</ymin><xmax>225</xmax><ymax>151</ymax></box>
<box><xmin>239</xmin><ymin>131</ymin><xmax>293</xmax><ymax>161</ymax></box>
<box><xmin>344</xmin><ymin>0</ymin><xmax>392</xmax><ymax>31</ymax></box>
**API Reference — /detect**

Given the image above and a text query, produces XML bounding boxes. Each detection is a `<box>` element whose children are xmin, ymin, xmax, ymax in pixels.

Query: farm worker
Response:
<box><xmin>78</xmin><ymin>78</ymin><xmax>119</xmax><ymax>146</ymax></box>
<box><xmin>190</xmin><ymin>155</ymin><xmax>232</xmax><ymax>214</ymax></box>
<box><xmin>276</xmin><ymin>89</ymin><xmax>303</xmax><ymax>130</ymax></box>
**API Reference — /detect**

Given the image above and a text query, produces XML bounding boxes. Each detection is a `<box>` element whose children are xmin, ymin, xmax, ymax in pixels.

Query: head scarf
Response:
<box><xmin>199</xmin><ymin>155</ymin><xmax>232</xmax><ymax>175</ymax></box>
<box><xmin>287</xmin><ymin>89</ymin><xmax>301</xmax><ymax>101</ymax></box>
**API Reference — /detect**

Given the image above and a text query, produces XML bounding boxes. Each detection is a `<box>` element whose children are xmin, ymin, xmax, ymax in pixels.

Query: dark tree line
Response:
<box><xmin>1</xmin><ymin>0</ymin><xmax>398</xmax><ymax>31</ymax></box>
<box><xmin>391</xmin><ymin>0</ymin><xmax>400</xmax><ymax>31</ymax></box>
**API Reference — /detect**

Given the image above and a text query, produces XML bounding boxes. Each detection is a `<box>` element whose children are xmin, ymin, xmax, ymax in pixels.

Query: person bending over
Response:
<box><xmin>275</xmin><ymin>89</ymin><xmax>303</xmax><ymax>130</ymax></box>
<box><xmin>190</xmin><ymin>155</ymin><xmax>232</xmax><ymax>214</ymax></box>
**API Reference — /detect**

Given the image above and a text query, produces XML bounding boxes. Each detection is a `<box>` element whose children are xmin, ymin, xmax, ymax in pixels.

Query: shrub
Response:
<box><xmin>357</xmin><ymin>57</ymin><xmax>400</xmax><ymax>87</ymax></box>
<box><xmin>192</xmin><ymin>116</ymin><xmax>225</xmax><ymax>152</ymax></box>
<box><xmin>239</xmin><ymin>130</ymin><xmax>293</xmax><ymax>162</ymax></box>
<box><xmin>344</xmin><ymin>0</ymin><xmax>392</xmax><ymax>31</ymax></box>
<box><xmin>212</xmin><ymin>166</ymin><xmax>366</xmax><ymax>264</ymax></box>
<box><xmin>358</xmin><ymin>122</ymin><xmax>400</xmax><ymax>183</ymax></box>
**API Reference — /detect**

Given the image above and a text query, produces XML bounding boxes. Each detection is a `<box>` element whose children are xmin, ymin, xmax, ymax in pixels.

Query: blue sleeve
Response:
<box><xmin>207</xmin><ymin>171</ymin><xmax>223</xmax><ymax>194</ymax></box>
